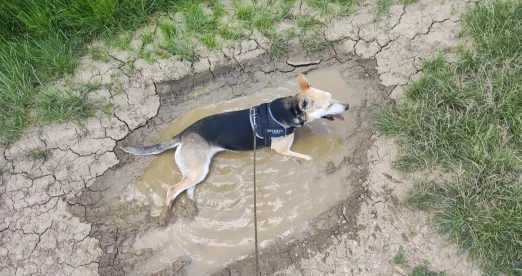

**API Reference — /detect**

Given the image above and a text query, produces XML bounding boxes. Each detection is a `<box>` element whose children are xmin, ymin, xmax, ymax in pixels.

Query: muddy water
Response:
<box><xmin>123</xmin><ymin>69</ymin><xmax>362</xmax><ymax>275</ymax></box>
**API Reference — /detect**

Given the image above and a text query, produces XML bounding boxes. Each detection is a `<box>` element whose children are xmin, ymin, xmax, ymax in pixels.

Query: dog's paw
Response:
<box><xmin>303</xmin><ymin>155</ymin><xmax>313</xmax><ymax>161</ymax></box>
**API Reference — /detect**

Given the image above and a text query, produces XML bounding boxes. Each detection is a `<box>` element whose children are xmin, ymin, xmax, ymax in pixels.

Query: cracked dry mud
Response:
<box><xmin>1</xmin><ymin>0</ymin><xmax>483</xmax><ymax>275</ymax></box>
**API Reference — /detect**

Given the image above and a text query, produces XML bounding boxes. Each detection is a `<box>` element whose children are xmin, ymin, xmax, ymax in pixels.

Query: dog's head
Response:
<box><xmin>295</xmin><ymin>73</ymin><xmax>350</xmax><ymax>123</ymax></box>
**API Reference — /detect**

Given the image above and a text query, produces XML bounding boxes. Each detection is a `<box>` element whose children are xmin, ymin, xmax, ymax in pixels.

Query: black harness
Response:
<box><xmin>250</xmin><ymin>103</ymin><xmax>296</xmax><ymax>147</ymax></box>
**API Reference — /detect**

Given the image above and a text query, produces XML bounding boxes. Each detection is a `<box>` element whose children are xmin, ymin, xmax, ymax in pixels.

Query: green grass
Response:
<box><xmin>158</xmin><ymin>22</ymin><xmax>196</xmax><ymax>61</ymax></box>
<box><xmin>296</xmin><ymin>16</ymin><xmax>323</xmax><ymax>30</ymax></box>
<box><xmin>25</xmin><ymin>148</ymin><xmax>52</xmax><ymax>160</ymax></box>
<box><xmin>306</xmin><ymin>0</ymin><xmax>332</xmax><ymax>13</ymax></box>
<box><xmin>81</xmin><ymin>80</ymin><xmax>102</xmax><ymax>92</ymax></box>
<box><xmin>410</xmin><ymin>261</ymin><xmax>446</xmax><ymax>276</ymax></box>
<box><xmin>105</xmin><ymin>82</ymin><xmax>124</xmax><ymax>94</ymax></box>
<box><xmin>141</xmin><ymin>33</ymin><xmax>154</xmax><ymax>47</ymax></box>
<box><xmin>394</xmin><ymin>246</ymin><xmax>407</xmax><ymax>265</ymax></box>
<box><xmin>295</xmin><ymin>15</ymin><xmax>332</xmax><ymax>53</ymax></box>
<box><xmin>302</xmin><ymin>37</ymin><xmax>333</xmax><ymax>52</ymax></box>
<box><xmin>106</xmin><ymin>32</ymin><xmax>133</xmax><ymax>51</ymax></box>
<box><xmin>34</xmin><ymin>87</ymin><xmax>97</xmax><ymax>123</ymax></box>
<box><xmin>252</xmin><ymin>9</ymin><xmax>281</xmax><ymax>35</ymax></box>
<box><xmin>233</xmin><ymin>0</ymin><xmax>296</xmax><ymax>35</ymax></box>
<box><xmin>201</xmin><ymin>34</ymin><xmax>218</xmax><ymax>49</ymax></box>
<box><xmin>219</xmin><ymin>27</ymin><xmax>245</xmax><ymax>41</ymax></box>
<box><xmin>235</xmin><ymin>2</ymin><xmax>256</xmax><ymax>22</ymax></box>
<box><xmin>266</xmin><ymin>31</ymin><xmax>291</xmax><ymax>59</ymax></box>
<box><xmin>101</xmin><ymin>102</ymin><xmax>115</xmax><ymax>116</ymax></box>
<box><xmin>175</xmin><ymin>0</ymin><xmax>219</xmax><ymax>35</ymax></box>
<box><xmin>207</xmin><ymin>0</ymin><xmax>226</xmax><ymax>19</ymax></box>
<box><xmin>234</xmin><ymin>2</ymin><xmax>281</xmax><ymax>36</ymax></box>
<box><xmin>376</xmin><ymin>0</ymin><xmax>392</xmax><ymax>17</ymax></box>
<box><xmin>86</xmin><ymin>45</ymin><xmax>110</xmax><ymax>62</ymax></box>
<box><xmin>306</xmin><ymin>0</ymin><xmax>359</xmax><ymax>14</ymax></box>
<box><xmin>0</xmin><ymin>165</ymin><xmax>6</xmax><ymax>183</ymax></box>
<box><xmin>379</xmin><ymin>1</ymin><xmax>522</xmax><ymax>274</ymax></box>
<box><xmin>137</xmin><ymin>32</ymin><xmax>156</xmax><ymax>62</ymax></box>
<box><xmin>232</xmin><ymin>1</ymin><xmax>298</xmax><ymax>58</ymax></box>
<box><xmin>403</xmin><ymin>0</ymin><xmax>419</xmax><ymax>4</ymax></box>
<box><xmin>0</xmin><ymin>0</ymin><xmax>177</xmax><ymax>145</ymax></box>
<box><xmin>162</xmin><ymin>0</ymin><xmax>226</xmax><ymax>52</ymax></box>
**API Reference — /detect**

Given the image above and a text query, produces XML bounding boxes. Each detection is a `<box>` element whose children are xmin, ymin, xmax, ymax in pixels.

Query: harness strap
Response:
<box><xmin>251</xmin><ymin>103</ymin><xmax>296</xmax><ymax>148</ymax></box>
<box><xmin>259</xmin><ymin>104</ymin><xmax>276</xmax><ymax>147</ymax></box>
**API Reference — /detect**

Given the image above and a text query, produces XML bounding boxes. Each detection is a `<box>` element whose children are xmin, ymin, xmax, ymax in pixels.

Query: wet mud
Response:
<box><xmin>127</xmin><ymin>69</ymin><xmax>361</xmax><ymax>275</ymax></box>
<box><xmin>75</xmin><ymin>53</ymin><xmax>391</xmax><ymax>275</ymax></box>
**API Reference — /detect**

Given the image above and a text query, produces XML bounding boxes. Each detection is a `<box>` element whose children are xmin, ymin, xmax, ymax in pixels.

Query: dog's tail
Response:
<box><xmin>120</xmin><ymin>137</ymin><xmax>180</xmax><ymax>156</ymax></box>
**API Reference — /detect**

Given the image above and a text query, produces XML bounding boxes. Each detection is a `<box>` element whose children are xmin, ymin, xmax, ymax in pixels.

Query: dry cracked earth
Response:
<box><xmin>1</xmin><ymin>0</ymin><xmax>484</xmax><ymax>275</ymax></box>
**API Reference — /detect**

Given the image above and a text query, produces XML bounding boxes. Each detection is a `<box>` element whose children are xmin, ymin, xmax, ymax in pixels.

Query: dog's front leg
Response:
<box><xmin>271</xmin><ymin>133</ymin><xmax>312</xmax><ymax>161</ymax></box>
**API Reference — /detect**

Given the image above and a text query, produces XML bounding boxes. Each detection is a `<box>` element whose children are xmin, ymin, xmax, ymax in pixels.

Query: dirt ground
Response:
<box><xmin>0</xmin><ymin>0</ymin><xmax>483</xmax><ymax>275</ymax></box>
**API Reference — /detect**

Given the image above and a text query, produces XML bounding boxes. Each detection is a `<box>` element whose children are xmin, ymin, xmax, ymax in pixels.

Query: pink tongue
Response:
<box><xmin>333</xmin><ymin>114</ymin><xmax>345</xmax><ymax>121</ymax></box>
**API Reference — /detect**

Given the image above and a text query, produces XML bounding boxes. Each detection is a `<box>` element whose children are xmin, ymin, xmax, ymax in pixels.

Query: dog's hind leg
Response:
<box><xmin>271</xmin><ymin>133</ymin><xmax>312</xmax><ymax>161</ymax></box>
<box><xmin>165</xmin><ymin>141</ymin><xmax>220</xmax><ymax>207</ymax></box>
<box><xmin>165</xmin><ymin>175</ymin><xmax>203</xmax><ymax>207</ymax></box>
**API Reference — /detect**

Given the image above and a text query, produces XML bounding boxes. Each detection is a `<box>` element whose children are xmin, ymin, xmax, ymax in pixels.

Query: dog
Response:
<box><xmin>121</xmin><ymin>73</ymin><xmax>349</xmax><ymax>207</ymax></box>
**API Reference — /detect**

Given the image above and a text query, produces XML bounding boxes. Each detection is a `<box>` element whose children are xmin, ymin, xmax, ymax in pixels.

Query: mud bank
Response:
<box><xmin>0</xmin><ymin>0</ymin><xmax>482</xmax><ymax>275</ymax></box>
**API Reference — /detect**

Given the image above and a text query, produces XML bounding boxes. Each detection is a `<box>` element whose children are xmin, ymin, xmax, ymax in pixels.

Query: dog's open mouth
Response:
<box><xmin>321</xmin><ymin>114</ymin><xmax>345</xmax><ymax>121</ymax></box>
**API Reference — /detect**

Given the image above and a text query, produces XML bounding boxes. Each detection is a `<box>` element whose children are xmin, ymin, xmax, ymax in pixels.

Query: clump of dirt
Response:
<box><xmin>324</xmin><ymin>161</ymin><xmax>337</xmax><ymax>174</ymax></box>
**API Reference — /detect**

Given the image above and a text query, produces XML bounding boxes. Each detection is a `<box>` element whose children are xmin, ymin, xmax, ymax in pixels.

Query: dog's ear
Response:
<box><xmin>299</xmin><ymin>97</ymin><xmax>312</xmax><ymax>111</ymax></box>
<box><xmin>298</xmin><ymin>73</ymin><xmax>311</xmax><ymax>92</ymax></box>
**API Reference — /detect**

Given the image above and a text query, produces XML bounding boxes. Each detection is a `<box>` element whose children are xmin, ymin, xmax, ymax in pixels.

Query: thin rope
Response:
<box><xmin>252</xmin><ymin>110</ymin><xmax>260</xmax><ymax>276</ymax></box>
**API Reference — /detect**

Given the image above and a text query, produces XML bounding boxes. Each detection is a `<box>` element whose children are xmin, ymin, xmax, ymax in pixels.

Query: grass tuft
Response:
<box><xmin>106</xmin><ymin>32</ymin><xmax>133</xmax><ymax>51</ymax></box>
<box><xmin>379</xmin><ymin>1</ymin><xmax>522</xmax><ymax>274</ymax></box>
<box><xmin>207</xmin><ymin>0</ymin><xmax>225</xmax><ymax>19</ymax></box>
<box><xmin>81</xmin><ymin>80</ymin><xmax>102</xmax><ymax>92</ymax></box>
<box><xmin>302</xmin><ymin>37</ymin><xmax>333</xmax><ymax>53</ymax></box>
<box><xmin>86</xmin><ymin>45</ymin><xmax>110</xmax><ymax>62</ymax></box>
<box><xmin>267</xmin><ymin>31</ymin><xmax>291</xmax><ymax>59</ymax></box>
<box><xmin>307</xmin><ymin>0</ymin><xmax>359</xmax><ymax>15</ymax></box>
<box><xmin>175</xmin><ymin>0</ymin><xmax>218</xmax><ymax>35</ymax></box>
<box><xmin>234</xmin><ymin>2</ymin><xmax>283</xmax><ymax>36</ymax></box>
<box><xmin>235</xmin><ymin>2</ymin><xmax>256</xmax><ymax>22</ymax></box>
<box><xmin>394</xmin><ymin>246</ymin><xmax>407</xmax><ymax>265</ymax></box>
<box><xmin>158</xmin><ymin>22</ymin><xmax>196</xmax><ymax>61</ymax></box>
<box><xmin>306</xmin><ymin>0</ymin><xmax>333</xmax><ymax>13</ymax></box>
<box><xmin>201</xmin><ymin>33</ymin><xmax>218</xmax><ymax>49</ymax></box>
<box><xmin>295</xmin><ymin>15</ymin><xmax>332</xmax><ymax>53</ymax></box>
<box><xmin>26</xmin><ymin>148</ymin><xmax>52</xmax><ymax>160</ymax></box>
<box><xmin>219</xmin><ymin>27</ymin><xmax>245</xmax><ymax>41</ymax></box>
<box><xmin>34</xmin><ymin>88</ymin><xmax>96</xmax><ymax>123</ymax></box>
<box><xmin>168</xmin><ymin>0</ymin><xmax>226</xmax><ymax>52</ymax></box>
<box><xmin>410</xmin><ymin>261</ymin><xmax>446</xmax><ymax>276</ymax></box>
<box><xmin>296</xmin><ymin>16</ymin><xmax>323</xmax><ymax>30</ymax></box>
<box><xmin>376</xmin><ymin>0</ymin><xmax>392</xmax><ymax>17</ymax></box>
<box><xmin>403</xmin><ymin>0</ymin><xmax>419</xmax><ymax>5</ymax></box>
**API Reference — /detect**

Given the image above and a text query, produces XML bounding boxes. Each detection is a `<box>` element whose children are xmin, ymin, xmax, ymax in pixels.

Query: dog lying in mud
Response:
<box><xmin>122</xmin><ymin>73</ymin><xmax>349</xmax><ymax>207</ymax></box>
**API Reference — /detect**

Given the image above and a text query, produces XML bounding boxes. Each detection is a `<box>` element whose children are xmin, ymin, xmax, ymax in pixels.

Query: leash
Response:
<box><xmin>250</xmin><ymin>108</ymin><xmax>260</xmax><ymax>276</ymax></box>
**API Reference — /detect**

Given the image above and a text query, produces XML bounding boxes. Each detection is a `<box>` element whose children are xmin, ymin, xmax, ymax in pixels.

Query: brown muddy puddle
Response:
<box><xmin>119</xmin><ymin>69</ymin><xmax>362</xmax><ymax>275</ymax></box>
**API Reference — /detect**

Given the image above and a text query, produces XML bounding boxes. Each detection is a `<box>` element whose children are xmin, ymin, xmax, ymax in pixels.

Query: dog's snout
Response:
<box><xmin>344</xmin><ymin>103</ymin><xmax>350</xmax><ymax>110</ymax></box>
